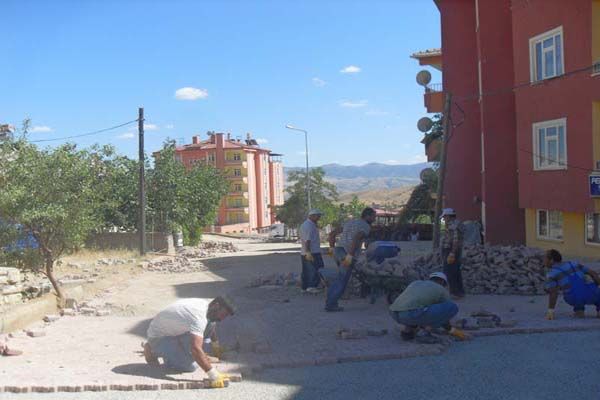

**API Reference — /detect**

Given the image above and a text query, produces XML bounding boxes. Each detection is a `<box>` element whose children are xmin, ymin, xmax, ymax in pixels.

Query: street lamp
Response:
<box><xmin>285</xmin><ymin>124</ymin><xmax>312</xmax><ymax>210</ymax></box>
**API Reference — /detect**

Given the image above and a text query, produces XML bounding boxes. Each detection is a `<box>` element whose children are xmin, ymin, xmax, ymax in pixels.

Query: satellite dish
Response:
<box><xmin>420</xmin><ymin>168</ymin><xmax>435</xmax><ymax>182</ymax></box>
<box><xmin>417</xmin><ymin>117</ymin><xmax>434</xmax><ymax>133</ymax></box>
<box><xmin>416</xmin><ymin>70</ymin><xmax>432</xmax><ymax>86</ymax></box>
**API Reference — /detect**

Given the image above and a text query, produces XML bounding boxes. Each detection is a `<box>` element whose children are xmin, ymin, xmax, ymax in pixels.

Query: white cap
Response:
<box><xmin>441</xmin><ymin>208</ymin><xmax>457</xmax><ymax>217</ymax></box>
<box><xmin>429</xmin><ymin>272</ymin><xmax>448</xmax><ymax>284</ymax></box>
<box><xmin>308</xmin><ymin>209</ymin><xmax>322</xmax><ymax>216</ymax></box>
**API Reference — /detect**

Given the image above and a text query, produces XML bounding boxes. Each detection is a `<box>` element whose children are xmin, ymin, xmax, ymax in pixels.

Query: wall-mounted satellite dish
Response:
<box><xmin>417</xmin><ymin>117</ymin><xmax>434</xmax><ymax>133</ymax></box>
<box><xmin>420</xmin><ymin>168</ymin><xmax>435</xmax><ymax>182</ymax></box>
<box><xmin>416</xmin><ymin>70</ymin><xmax>432</xmax><ymax>86</ymax></box>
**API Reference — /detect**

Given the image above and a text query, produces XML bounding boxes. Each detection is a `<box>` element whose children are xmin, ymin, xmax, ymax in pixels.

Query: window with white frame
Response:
<box><xmin>530</xmin><ymin>27</ymin><xmax>564</xmax><ymax>82</ymax></box>
<box><xmin>233</xmin><ymin>153</ymin><xmax>241</xmax><ymax>161</ymax></box>
<box><xmin>234</xmin><ymin>168</ymin><xmax>241</xmax><ymax>177</ymax></box>
<box><xmin>586</xmin><ymin>213</ymin><xmax>600</xmax><ymax>244</ymax></box>
<box><xmin>533</xmin><ymin>118</ymin><xmax>567</xmax><ymax>170</ymax></box>
<box><xmin>208</xmin><ymin>153</ymin><xmax>215</xmax><ymax>162</ymax></box>
<box><xmin>233</xmin><ymin>183</ymin><xmax>242</xmax><ymax>192</ymax></box>
<box><xmin>537</xmin><ymin>210</ymin><xmax>563</xmax><ymax>240</ymax></box>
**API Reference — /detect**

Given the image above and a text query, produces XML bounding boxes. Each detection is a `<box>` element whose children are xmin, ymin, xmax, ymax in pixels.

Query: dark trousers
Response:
<box><xmin>325</xmin><ymin>247</ymin><xmax>354</xmax><ymax>309</ymax></box>
<box><xmin>443</xmin><ymin>249</ymin><xmax>465</xmax><ymax>297</ymax></box>
<box><xmin>301</xmin><ymin>253</ymin><xmax>324</xmax><ymax>290</ymax></box>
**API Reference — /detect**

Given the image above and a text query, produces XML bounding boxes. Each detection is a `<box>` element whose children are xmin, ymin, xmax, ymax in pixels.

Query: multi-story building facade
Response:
<box><xmin>174</xmin><ymin>132</ymin><xmax>284</xmax><ymax>234</ymax></box>
<box><xmin>414</xmin><ymin>0</ymin><xmax>600</xmax><ymax>257</ymax></box>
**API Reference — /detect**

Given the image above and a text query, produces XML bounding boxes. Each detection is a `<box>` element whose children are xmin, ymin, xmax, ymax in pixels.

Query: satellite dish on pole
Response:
<box><xmin>416</xmin><ymin>70</ymin><xmax>432</xmax><ymax>86</ymax></box>
<box><xmin>417</xmin><ymin>117</ymin><xmax>434</xmax><ymax>133</ymax></box>
<box><xmin>420</xmin><ymin>168</ymin><xmax>435</xmax><ymax>182</ymax></box>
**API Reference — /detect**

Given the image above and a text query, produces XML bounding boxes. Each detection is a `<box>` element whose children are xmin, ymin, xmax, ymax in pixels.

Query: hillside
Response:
<box><xmin>284</xmin><ymin>162</ymin><xmax>427</xmax><ymax>194</ymax></box>
<box><xmin>338</xmin><ymin>186</ymin><xmax>415</xmax><ymax>206</ymax></box>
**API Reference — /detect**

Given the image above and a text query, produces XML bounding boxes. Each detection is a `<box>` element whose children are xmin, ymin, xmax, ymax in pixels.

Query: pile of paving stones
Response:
<box><xmin>247</xmin><ymin>272</ymin><xmax>300</xmax><ymax>288</ymax></box>
<box><xmin>178</xmin><ymin>241</ymin><xmax>239</xmax><ymax>258</ymax></box>
<box><xmin>60</xmin><ymin>298</ymin><xmax>112</xmax><ymax>317</ymax></box>
<box><xmin>355</xmin><ymin>244</ymin><xmax>547</xmax><ymax>295</ymax></box>
<box><xmin>0</xmin><ymin>267</ymin><xmax>25</xmax><ymax>305</ymax></box>
<box><xmin>141</xmin><ymin>256</ymin><xmax>207</xmax><ymax>273</ymax></box>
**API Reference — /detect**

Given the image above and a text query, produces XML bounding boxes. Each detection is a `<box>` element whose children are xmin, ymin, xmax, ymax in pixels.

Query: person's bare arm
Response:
<box><xmin>305</xmin><ymin>239</ymin><xmax>312</xmax><ymax>253</ymax></box>
<box><xmin>328</xmin><ymin>227</ymin><xmax>342</xmax><ymax>248</ymax></box>
<box><xmin>348</xmin><ymin>231</ymin><xmax>366</xmax><ymax>256</ymax></box>
<box><xmin>191</xmin><ymin>334</ymin><xmax>212</xmax><ymax>372</ymax></box>
<box><xmin>547</xmin><ymin>287</ymin><xmax>559</xmax><ymax>310</ymax></box>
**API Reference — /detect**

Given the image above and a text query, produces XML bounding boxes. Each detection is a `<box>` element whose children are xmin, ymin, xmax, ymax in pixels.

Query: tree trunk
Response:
<box><xmin>45</xmin><ymin>257</ymin><xmax>65</xmax><ymax>307</ymax></box>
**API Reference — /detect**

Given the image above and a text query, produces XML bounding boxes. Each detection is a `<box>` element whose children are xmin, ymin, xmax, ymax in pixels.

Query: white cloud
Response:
<box><xmin>340</xmin><ymin>65</ymin><xmax>361</xmax><ymax>74</ymax></box>
<box><xmin>175</xmin><ymin>87</ymin><xmax>209</xmax><ymax>100</ymax></box>
<box><xmin>339</xmin><ymin>99</ymin><xmax>368</xmax><ymax>108</ymax></box>
<box><xmin>118</xmin><ymin>132</ymin><xmax>135</xmax><ymax>140</ymax></box>
<box><xmin>30</xmin><ymin>125</ymin><xmax>53</xmax><ymax>133</ymax></box>
<box><xmin>365</xmin><ymin>110</ymin><xmax>390</xmax><ymax>116</ymax></box>
<box><xmin>312</xmin><ymin>77</ymin><xmax>327</xmax><ymax>87</ymax></box>
<box><xmin>384</xmin><ymin>160</ymin><xmax>402</xmax><ymax>165</ymax></box>
<box><xmin>412</xmin><ymin>154</ymin><xmax>428</xmax><ymax>163</ymax></box>
<box><xmin>144</xmin><ymin>123</ymin><xmax>159</xmax><ymax>131</ymax></box>
<box><xmin>256</xmin><ymin>138</ymin><xmax>269</xmax><ymax>144</ymax></box>
<box><xmin>165</xmin><ymin>124</ymin><xmax>174</xmax><ymax>129</ymax></box>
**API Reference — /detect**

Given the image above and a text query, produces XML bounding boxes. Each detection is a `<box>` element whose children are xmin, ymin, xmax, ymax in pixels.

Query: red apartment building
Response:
<box><xmin>414</xmin><ymin>0</ymin><xmax>600</xmax><ymax>257</ymax></box>
<box><xmin>174</xmin><ymin>132</ymin><xmax>284</xmax><ymax>234</ymax></box>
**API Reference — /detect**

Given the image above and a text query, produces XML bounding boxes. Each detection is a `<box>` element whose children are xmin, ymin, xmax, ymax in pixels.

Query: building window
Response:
<box><xmin>533</xmin><ymin>118</ymin><xmax>567</xmax><ymax>170</ymax></box>
<box><xmin>208</xmin><ymin>153</ymin><xmax>215</xmax><ymax>162</ymax></box>
<box><xmin>234</xmin><ymin>183</ymin><xmax>243</xmax><ymax>192</ymax></box>
<box><xmin>537</xmin><ymin>210</ymin><xmax>563</xmax><ymax>240</ymax></box>
<box><xmin>530</xmin><ymin>26</ymin><xmax>564</xmax><ymax>82</ymax></box>
<box><xmin>586</xmin><ymin>213</ymin><xmax>600</xmax><ymax>245</ymax></box>
<box><xmin>234</xmin><ymin>198</ymin><xmax>243</xmax><ymax>207</ymax></box>
<box><xmin>233</xmin><ymin>153</ymin><xmax>241</xmax><ymax>161</ymax></box>
<box><xmin>234</xmin><ymin>169</ymin><xmax>241</xmax><ymax>177</ymax></box>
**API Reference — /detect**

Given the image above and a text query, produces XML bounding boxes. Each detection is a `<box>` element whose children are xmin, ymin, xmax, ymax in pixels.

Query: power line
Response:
<box><xmin>29</xmin><ymin>119</ymin><xmax>139</xmax><ymax>143</ymax></box>
<box><xmin>518</xmin><ymin>148</ymin><xmax>598</xmax><ymax>174</ymax></box>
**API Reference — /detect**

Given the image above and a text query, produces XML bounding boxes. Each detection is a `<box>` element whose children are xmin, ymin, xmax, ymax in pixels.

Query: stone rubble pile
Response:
<box><xmin>141</xmin><ymin>256</ymin><xmax>207</xmax><ymax>273</ymax></box>
<box><xmin>356</xmin><ymin>244</ymin><xmax>547</xmax><ymax>295</ymax></box>
<box><xmin>177</xmin><ymin>241</ymin><xmax>240</xmax><ymax>258</ymax></box>
<box><xmin>247</xmin><ymin>272</ymin><xmax>300</xmax><ymax>288</ymax></box>
<box><xmin>0</xmin><ymin>267</ymin><xmax>25</xmax><ymax>305</ymax></box>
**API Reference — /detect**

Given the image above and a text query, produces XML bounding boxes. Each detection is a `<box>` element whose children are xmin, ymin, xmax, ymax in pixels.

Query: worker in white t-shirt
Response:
<box><xmin>144</xmin><ymin>297</ymin><xmax>235</xmax><ymax>388</ymax></box>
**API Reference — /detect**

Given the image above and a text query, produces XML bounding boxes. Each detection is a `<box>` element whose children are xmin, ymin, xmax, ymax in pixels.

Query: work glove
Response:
<box><xmin>305</xmin><ymin>253</ymin><xmax>314</xmax><ymax>262</ymax></box>
<box><xmin>211</xmin><ymin>341</ymin><xmax>224</xmax><ymax>359</ymax></box>
<box><xmin>207</xmin><ymin>368</ymin><xmax>229</xmax><ymax>389</ymax></box>
<box><xmin>446</xmin><ymin>253</ymin><xmax>456</xmax><ymax>265</ymax></box>
<box><xmin>327</xmin><ymin>247</ymin><xmax>334</xmax><ymax>257</ymax></box>
<box><xmin>545</xmin><ymin>309</ymin><xmax>555</xmax><ymax>320</ymax></box>
<box><xmin>341</xmin><ymin>254</ymin><xmax>353</xmax><ymax>268</ymax></box>
<box><xmin>449</xmin><ymin>327</ymin><xmax>470</xmax><ymax>341</ymax></box>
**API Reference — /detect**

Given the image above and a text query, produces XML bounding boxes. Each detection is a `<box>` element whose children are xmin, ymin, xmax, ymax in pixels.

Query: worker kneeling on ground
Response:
<box><xmin>544</xmin><ymin>249</ymin><xmax>600</xmax><ymax>320</ymax></box>
<box><xmin>143</xmin><ymin>297</ymin><xmax>235</xmax><ymax>388</ymax></box>
<box><xmin>389</xmin><ymin>272</ymin><xmax>469</xmax><ymax>344</ymax></box>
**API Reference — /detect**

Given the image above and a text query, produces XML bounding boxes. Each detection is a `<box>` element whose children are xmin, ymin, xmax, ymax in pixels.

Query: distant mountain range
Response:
<box><xmin>284</xmin><ymin>162</ymin><xmax>428</xmax><ymax>194</ymax></box>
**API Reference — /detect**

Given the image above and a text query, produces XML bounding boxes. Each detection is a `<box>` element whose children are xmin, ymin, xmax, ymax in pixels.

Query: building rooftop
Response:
<box><xmin>410</xmin><ymin>48</ymin><xmax>442</xmax><ymax>59</ymax></box>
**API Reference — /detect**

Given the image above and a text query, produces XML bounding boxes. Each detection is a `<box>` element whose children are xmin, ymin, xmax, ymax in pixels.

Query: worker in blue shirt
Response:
<box><xmin>544</xmin><ymin>249</ymin><xmax>600</xmax><ymax>320</ymax></box>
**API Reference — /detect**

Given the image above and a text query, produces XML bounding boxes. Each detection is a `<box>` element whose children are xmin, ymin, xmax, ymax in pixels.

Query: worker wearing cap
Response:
<box><xmin>440</xmin><ymin>208</ymin><xmax>466</xmax><ymax>298</ymax></box>
<box><xmin>300</xmin><ymin>209</ymin><xmax>325</xmax><ymax>292</ymax></box>
<box><xmin>389</xmin><ymin>272</ymin><xmax>469</xmax><ymax>344</ymax></box>
<box><xmin>325</xmin><ymin>207</ymin><xmax>377</xmax><ymax>312</ymax></box>
<box><xmin>544</xmin><ymin>249</ymin><xmax>600</xmax><ymax>320</ymax></box>
<box><xmin>144</xmin><ymin>297</ymin><xmax>235</xmax><ymax>389</ymax></box>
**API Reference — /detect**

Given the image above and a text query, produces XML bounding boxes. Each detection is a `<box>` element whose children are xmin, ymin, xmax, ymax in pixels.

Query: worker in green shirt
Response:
<box><xmin>389</xmin><ymin>272</ymin><xmax>469</xmax><ymax>344</ymax></box>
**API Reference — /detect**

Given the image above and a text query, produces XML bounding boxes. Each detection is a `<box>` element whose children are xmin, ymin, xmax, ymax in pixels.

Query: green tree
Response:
<box><xmin>0</xmin><ymin>139</ymin><xmax>107</xmax><ymax>302</ymax></box>
<box><xmin>148</xmin><ymin>142</ymin><xmax>228</xmax><ymax>245</ymax></box>
<box><xmin>399</xmin><ymin>168</ymin><xmax>437</xmax><ymax>225</ymax></box>
<box><xmin>276</xmin><ymin>168</ymin><xmax>339</xmax><ymax>228</ymax></box>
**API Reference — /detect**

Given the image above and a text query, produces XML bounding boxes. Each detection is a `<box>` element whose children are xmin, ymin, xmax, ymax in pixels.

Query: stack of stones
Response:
<box><xmin>247</xmin><ymin>272</ymin><xmax>300</xmax><ymax>288</ymax></box>
<box><xmin>355</xmin><ymin>244</ymin><xmax>547</xmax><ymax>296</ymax></box>
<box><xmin>0</xmin><ymin>267</ymin><xmax>23</xmax><ymax>305</ymax></box>
<box><xmin>141</xmin><ymin>256</ymin><xmax>207</xmax><ymax>273</ymax></box>
<box><xmin>177</xmin><ymin>241</ymin><xmax>240</xmax><ymax>259</ymax></box>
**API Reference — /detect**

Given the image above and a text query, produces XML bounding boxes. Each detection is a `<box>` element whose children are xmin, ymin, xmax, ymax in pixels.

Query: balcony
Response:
<box><xmin>226</xmin><ymin>176</ymin><xmax>248</xmax><ymax>184</ymax></box>
<box><xmin>424</xmin><ymin>83</ymin><xmax>444</xmax><ymax>113</ymax></box>
<box><xmin>229</xmin><ymin>191</ymin><xmax>249</xmax><ymax>199</ymax></box>
<box><xmin>225</xmin><ymin>159</ymin><xmax>248</xmax><ymax>168</ymax></box>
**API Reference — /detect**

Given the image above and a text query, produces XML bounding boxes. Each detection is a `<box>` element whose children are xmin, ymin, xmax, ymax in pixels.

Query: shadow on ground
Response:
<box><xmin>111</xmin><ymin>363</ymin><xmax>197</xmax><ymax>382</ymax></box>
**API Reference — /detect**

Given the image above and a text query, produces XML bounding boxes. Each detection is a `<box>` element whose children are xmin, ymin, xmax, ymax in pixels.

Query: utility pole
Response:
<box><xmin>138</xmin><ymin>107</ymin><xmax>146</xmax><ymax>256</ymax></box>
<box><xmin>432</xmin><ymin>93</ymin><xmax>453</xmax><ymax>251</ymax></box>
<box><xmin>304</xmin><ymin>130</ymin><xmax>312</xmax><ymax>211</ymax></box>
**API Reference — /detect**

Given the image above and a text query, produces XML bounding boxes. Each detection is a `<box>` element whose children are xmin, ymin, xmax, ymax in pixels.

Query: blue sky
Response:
<box><xmin>2</xmin><ymin>0</ymin><xmax>441</xmax><ymax>168</ymax></box>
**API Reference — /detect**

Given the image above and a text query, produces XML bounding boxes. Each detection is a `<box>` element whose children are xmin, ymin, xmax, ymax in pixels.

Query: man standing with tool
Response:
<box><xmin>300</xmin><ymin>209</ymin><xmax>324</xmax><ymax>293</ymax></box>
<box><xmin>325</xmin><ymin>207</ymin><xmax>377</xmax><ymax>312</ymax></box>
<box><xmin>440</xmin><ymin>208</ymin><xmax>465</xmax><ymax>298</ymax></box>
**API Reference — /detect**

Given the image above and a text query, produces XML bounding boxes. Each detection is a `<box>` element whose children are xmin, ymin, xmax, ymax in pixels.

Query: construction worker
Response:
<box><xmin>300</xmin><ymin>209</ymin><xmax>324</xmax><ymax>293</ymax></box>
<box><xmin>440</xmin><ymin>208</ymin><xmax>465</xmax><ymax>298</ymax></box>
<box><xmin>544</xmin><ymin>249</ymin><xmax>600</xmax><ymax>320</ymax></box>
<box><xmin>325</xmin><ymin>207</ymin><xmax>376</xmax><ymax>312</ymax></box>
<box><xmin>143</xmin><ymin>297</ymin><xmax>235</xmax><ymax>388</ymax></box>
<box><xmin>389</xmin><ymin>272</ymin><xmax>469</xmax><ymax>344</ymax></box>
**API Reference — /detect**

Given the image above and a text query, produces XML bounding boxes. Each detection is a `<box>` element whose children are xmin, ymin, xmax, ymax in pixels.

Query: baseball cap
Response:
<box><xmin>441</xmin><ymin>208</ymin><xmax>457</xmax><ymax>217</ymax></box>
<box><xmin>429</xmin><ymin>272</ymin><xmax>448</xmax><ymax>284</ymax></box>
<box><xmin>308</xmin><ymin>209</ymin><xmax>322</xmax><ymax>216</ymax></box>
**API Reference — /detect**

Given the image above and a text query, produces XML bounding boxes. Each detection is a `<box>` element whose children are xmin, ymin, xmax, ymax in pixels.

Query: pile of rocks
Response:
<box><xmin>177</xmin><ymin>241</ymin><xmax>239</xmax><ymax>259</ymax></box>
<box><xmin>356</xmin><ymin>244</ymin><xmax>547</xmax><ymax>295</ymax></box>
<box><xmin>95</xmin><ymin>258</ymin><xmax>135</xmax><ymax>267</ymax></box>
<box><xmin>0</xmin><ymin>267</ymin><xmax>24</xmax><ymax>305</ymax></box>
<box><xmin>247</xmin><ymin>272</ymin><xmax>300</xmax><ymax>288</ymax></box>
<box><xmin>141</xmin><ymin>256</ymin><xmax>207</xmax><ymax>273</ymax></box>
<box><xmin>60</xmin><ymin>299</ymin><xmax>112</xmax><ymax>317</ymax></box>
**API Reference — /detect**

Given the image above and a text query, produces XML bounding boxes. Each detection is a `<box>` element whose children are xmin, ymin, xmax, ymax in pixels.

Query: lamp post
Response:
<box><xmin>285</xmin><ymin>124</ymin><xmax>312</xmax><ymax>211</ymax></box>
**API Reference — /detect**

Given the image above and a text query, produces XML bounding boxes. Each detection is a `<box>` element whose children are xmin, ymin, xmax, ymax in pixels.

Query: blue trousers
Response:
<box><xmin>390</xmin><ymin>301</ymin><xmax>459</xmax><ymax>329</ymax></box>
<box><xmin>149</xmin><ymin>333</ymin><xmax>198</xmax><ymax>372</ymax></box>
<box><xmin>564</xmin><ymin>282</ymin><xmax>600</xmax><ymax>312</ymax></box>
<box><xmin>301</xmin><ymin>253</ymin><xmax>324</xmax><ymax>290</ymax></box>
<box><xmin>325</xmin><ymin>247</ymin><xmax>354</xmax><ymax>309</ymax></box>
